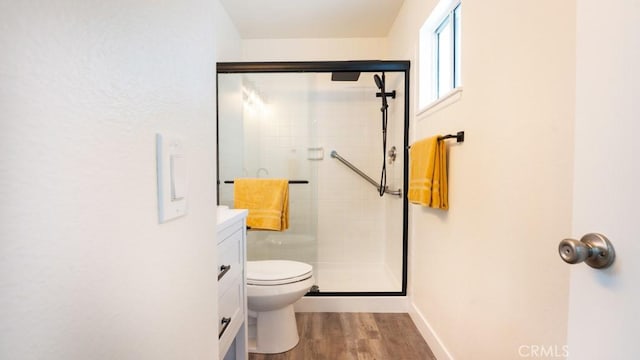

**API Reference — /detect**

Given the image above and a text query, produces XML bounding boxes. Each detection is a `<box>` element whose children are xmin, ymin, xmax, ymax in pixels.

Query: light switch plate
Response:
<box><xmin>170</xmin><ymin>154</ymin><xmax>186</xmax><ymax>200</ymax></box>
<box><xmin>156</xmin><ymin>133</ymin><xmax>187</xmax><ymax>223</ymax></box>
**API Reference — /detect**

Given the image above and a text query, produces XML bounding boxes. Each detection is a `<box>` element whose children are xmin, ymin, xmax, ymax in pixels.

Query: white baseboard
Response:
<box><xmin>294</xmin><ymin>296</ymin><xmax>409</xmax><ymax>313</ymax></box>
<box><xmin>408</xmin><ymin>301</ymin><xmax>454</xmax><ymax>360</ymax></box>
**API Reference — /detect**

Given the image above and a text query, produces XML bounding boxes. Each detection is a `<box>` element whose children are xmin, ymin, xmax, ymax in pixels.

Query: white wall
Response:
<box><xmin>0</xmin><ymin>1</ymin><xmax>226</xmax><ymax>358</ymax></box>
<box><xmin>214</xmin><ymin>0</ymin><xmax>243</xmax><ymax>62</ymax></box>
<box><xmin>243</xmin><ymin>38</ymin><xmax>388</xmax><ymax>62</ymax></box>
<box><xmin>214</xmin><ymin>0</ymin><xmax>243</xmax><ymax>207</ymax></box>
<box><xmin>389</xmin><ymin>0</ymin><xmax>575</xmax><ymax>358</ymax></box>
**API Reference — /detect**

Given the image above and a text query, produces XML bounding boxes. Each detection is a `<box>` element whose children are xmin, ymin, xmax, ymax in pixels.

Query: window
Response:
<box><xmin>419</xmin><ymin>1</ymin><xmax>462</xmax><ymax>110</ymax></box>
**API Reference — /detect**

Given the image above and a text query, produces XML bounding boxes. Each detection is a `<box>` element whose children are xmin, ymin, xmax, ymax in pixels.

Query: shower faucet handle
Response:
<box><xmin>387</xmin><ymin>146</ymin><xmax>397</xmax><ymax>164</ymax></box>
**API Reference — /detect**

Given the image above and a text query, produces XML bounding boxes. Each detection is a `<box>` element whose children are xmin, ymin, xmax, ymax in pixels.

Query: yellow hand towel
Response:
<box><xmin>233</xmin><ymin>178</ymin><xmax>289</xmax><ymax>231</ymax></box>
<box><xmin>408</xmin><ymin>136</ymin><xmax>448</xmax><ymax>209</ymax></box>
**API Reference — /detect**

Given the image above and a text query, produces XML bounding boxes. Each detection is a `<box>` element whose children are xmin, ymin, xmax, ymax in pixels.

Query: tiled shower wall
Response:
<box><xmin>312</xmin><ymin>75</ymin><xmax>386</xmax><ymax>266</ymax></box>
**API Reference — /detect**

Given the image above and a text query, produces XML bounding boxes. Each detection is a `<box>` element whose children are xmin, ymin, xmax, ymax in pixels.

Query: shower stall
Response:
<box><xmin>217</xmin><ymin>61</ymin><xmax>409</xmax><ymax>295</ymax></box>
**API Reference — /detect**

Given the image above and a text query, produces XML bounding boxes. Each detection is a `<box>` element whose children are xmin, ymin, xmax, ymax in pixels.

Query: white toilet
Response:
<box><xmin>246</xmin><ymin>260</ymin><xmax>314</xmax><ymax>354</ymax></box>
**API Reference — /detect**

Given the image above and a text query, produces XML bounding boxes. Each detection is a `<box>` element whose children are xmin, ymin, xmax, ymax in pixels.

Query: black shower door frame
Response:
<box><xmin>216</xmin><ymin>60</ymin><xmax>410</xmax><ymax>296</ymax></box>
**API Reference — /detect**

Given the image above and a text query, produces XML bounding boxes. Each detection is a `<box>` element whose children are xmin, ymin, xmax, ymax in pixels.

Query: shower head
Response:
<box><xmin>331</xmin><ymin>72</ymin><xmax>361</xmax><ymax>81</ymax></box>
<box><xmin>375</xmin><ymin>73</ymin><xmax>388</xmax><ymax>110</ymax></box>
<box><xmin>374</xmin><ymin>74</ymin><xmax>384</xmax><ymax>90</ymax></box>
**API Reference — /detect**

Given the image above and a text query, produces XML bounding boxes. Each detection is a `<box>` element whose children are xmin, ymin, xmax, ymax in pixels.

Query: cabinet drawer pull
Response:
<box><xmin>218</xmin><ymin>265</ymin><xmax>231</xmax><ymax>281</ymax></box>
<box><xmin>218</xmin><ymin>317</ymin><xmax>232</xmax><ymax>339</ymax></box>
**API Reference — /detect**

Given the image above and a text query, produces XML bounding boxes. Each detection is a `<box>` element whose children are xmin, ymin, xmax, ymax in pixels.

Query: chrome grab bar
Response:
<box><xmin>330</xmin><ymin>150</ymin><xmax>402</xmax><ymax>197</ymax></box>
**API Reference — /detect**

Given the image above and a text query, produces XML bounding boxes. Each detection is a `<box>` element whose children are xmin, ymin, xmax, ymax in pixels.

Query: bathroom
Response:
<box><xmin>2</xmin><ymin>1</ymin><xmax>639</xmax><ymax>360</ymax></box>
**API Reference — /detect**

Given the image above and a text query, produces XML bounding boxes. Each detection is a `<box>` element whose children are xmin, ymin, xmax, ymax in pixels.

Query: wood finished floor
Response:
<box><xmin>249</xmin><ymin>313</ymin><xmax>436</xmax><ymax>360</ymax></box>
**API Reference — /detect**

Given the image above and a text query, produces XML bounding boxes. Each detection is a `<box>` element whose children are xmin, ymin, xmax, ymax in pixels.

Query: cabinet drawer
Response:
<box><xmin>217</xmin><ymin>228</ymin><xmax>243</xmax><ymax>294</ymax></box>
<box><xmin>218</xmin><ymin>279</ymin><xmax>244</xmax><ymax>358</ymax></box>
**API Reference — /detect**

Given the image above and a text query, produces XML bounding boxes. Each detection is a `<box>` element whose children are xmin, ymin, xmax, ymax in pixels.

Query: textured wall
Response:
<box><xmin>0</xmin><ymin>1</ymin><xmax>223</xmax><ymax>358</ymax></box>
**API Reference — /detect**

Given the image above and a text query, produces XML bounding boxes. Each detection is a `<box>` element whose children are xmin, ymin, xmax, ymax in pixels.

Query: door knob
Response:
<box><xmin>558</xmin><ymin>233</ymin><xmax>615</xmax><ymax>269</ymax></box>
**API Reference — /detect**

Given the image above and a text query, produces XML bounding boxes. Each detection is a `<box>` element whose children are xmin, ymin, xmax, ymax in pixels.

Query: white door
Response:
<box><xmin>567</xmin><ymin>1</ymin><xmax>640</xmax><ymax>359</ymax></box>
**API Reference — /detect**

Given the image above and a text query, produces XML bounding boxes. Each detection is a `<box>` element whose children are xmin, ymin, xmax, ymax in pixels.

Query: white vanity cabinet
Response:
<box><xmin>217</xmin><ymin>208</ymin><xmax>248</xmax><ymax>360</ymax></box>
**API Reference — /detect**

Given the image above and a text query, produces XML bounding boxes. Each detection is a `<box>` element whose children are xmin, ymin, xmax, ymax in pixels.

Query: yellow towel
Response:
<box><xmin>233</xmin><ymin>178</ymin><xmax>289</xmax><ymax>231</ymax></box>
<box><xmin>408</xmin><ymin>136</ymin><xmax>448</xmax><ymax>209</ymax></box>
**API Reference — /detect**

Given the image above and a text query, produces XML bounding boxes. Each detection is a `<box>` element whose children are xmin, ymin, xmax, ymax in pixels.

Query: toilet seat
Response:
<box><xmin>247</xmin><ymin>260</ymin><xmax>313</xmax><ymax>286</ymax></box>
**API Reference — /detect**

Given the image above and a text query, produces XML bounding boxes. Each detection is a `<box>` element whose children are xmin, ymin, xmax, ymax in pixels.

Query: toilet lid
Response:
<box><xmin>247</xmin><ymin>260</ymin><xmax>313</xmax><ymax>286</ymax></box>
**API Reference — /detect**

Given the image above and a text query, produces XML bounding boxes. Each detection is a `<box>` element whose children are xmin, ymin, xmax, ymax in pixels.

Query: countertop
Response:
<box><xmin>217</xmin><ymin>206</ymin><xmax>248</xmax><ymax>231</ymax></box>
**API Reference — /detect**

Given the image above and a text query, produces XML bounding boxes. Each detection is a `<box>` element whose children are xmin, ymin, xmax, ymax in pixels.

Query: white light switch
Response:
<box><xmin>170</xmin><ymin>154</ymin><xmax>186</xmax><ymax>200</ymax></box>
<box><xmin>156</xmin><ymin>133</ymin><xmax>187</xmax><ymax>223</ymax></box>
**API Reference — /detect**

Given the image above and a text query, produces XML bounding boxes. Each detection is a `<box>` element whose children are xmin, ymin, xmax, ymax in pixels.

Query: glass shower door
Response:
<box><xmin>217</xmin><ymin>64</ymin><xmax>407</xmax><ymax>295</ymax></box>
<box><xmin>217</xmin><ymin>73</ymin><xmax>319</xmax><ymax>283</ymax></box>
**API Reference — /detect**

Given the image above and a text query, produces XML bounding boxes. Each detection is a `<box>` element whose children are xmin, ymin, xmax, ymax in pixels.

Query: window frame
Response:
<box><xmin>418</xmin><ymin>0</ymin><xmax>462</xmax><ymax>113</ymax></box>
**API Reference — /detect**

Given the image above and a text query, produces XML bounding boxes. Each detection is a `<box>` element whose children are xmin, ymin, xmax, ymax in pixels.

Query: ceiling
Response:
<box><xmin>219</xmin><ymin>0</ymin><xmax>405</xmax><ymax>39</ymax></box>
